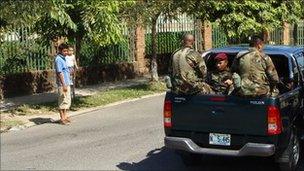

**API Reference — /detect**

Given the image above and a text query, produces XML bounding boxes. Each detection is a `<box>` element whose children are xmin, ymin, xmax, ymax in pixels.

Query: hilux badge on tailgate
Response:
<box><xmin>174</xmin><ymin>97</ymin><xmax>186</xmax><ymax>103</ymax></box>
<box><xmin>250</xmin><ymin>101</ymin><xmax>265</xmax><ymax>105</ymax></box>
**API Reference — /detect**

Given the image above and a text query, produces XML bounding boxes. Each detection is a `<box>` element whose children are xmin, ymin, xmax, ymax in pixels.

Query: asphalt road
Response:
<box><xmin>1</xmin><ymin>95</ymin><xmax>304</xmax><ymax>170</ymax></box>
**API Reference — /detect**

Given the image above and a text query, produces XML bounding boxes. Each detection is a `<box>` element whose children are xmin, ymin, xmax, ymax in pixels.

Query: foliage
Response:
<box><xmin>125</xmin><ymin>0</ymin><xmax>180</xmax><ymax>81</ymax></box>
<box><xmin>212</xmin><ymin>22</ymin><xmax>228</xmax><ymax>48</ymax></box>
<box><xmin>301</xmin><ymin>0</ymin><xmax>304</xmax><ymax>19</ymax></box>
<box><xmin>0</xmin><ymin>0</ymin><xmax>136</xmax><ymax>77</ymax></box>
<box><xmin>1</xmin><ymin>0</ymin><xmax>303</xmax><ymax>75</ymax></box>
<box><xmin>124</xmin><ymin>0</ymin><xmax>178</xmax><ymax>25</ymax></box>
<box><xmin>1</xmin><ymin>0</ymin><xmax>134</xmax><ymax>46</ymax></box>
<box><xmin>0</xmin><ymin>0</ymin><xmax>50</xmax><ymax>44</ymax></box>
<box><xmin>176</xmin><ymin>0</ymin><xmax>303</xmax><ymax>38</ymax></box>
<box><xmin>79</xmin><ymin>39</ymin><xmax>130</xmax><ymax>66</ymax></box>
<box><xmin>34</xmin><ymin>0</ymin><xmax>134</xmax><ymax>46</ymax></box>
<box><xmin>0</xmin><ymin>0</ymin><xmax>49</xmax><ymax>28</ymax></box>
<box><xmin>0</xmin><ymin>40</ymin><xmax>51</xmax><ymax>74</ymax></box>
<box><xmin>218</xmin><ymin>0</ymin><xmax>302</xmax><ymax>38</ymax></box>
<box><xmin>145</xmin><ymin>32</ymin><xmax>186</xmax><ymax>55</ymax></box>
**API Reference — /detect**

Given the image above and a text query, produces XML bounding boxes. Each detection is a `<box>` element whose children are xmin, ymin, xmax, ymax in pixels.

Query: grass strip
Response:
<box><xmin>1</xmin><ymin>120</ymin><xmax>24</xmax><ymax>129</ymax></box>
<box><xmin>3</xmin><ymin>81</ymin><xmax>166</xmax><ymax>116</ymax></box>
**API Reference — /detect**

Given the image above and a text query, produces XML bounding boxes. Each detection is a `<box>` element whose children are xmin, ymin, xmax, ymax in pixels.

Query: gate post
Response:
<box><xmin>282</xmin><ymin>22</ymin><xmax>291</xmax><ymax>45</ymax></box>
<box><xmin>202</xmin><ymin>21</ymin><xmax>213</xmax><ymax>51</ymax></box>
<box><xmin>134</xmin><ymin>24</ymin><xmax>147</xmax><ymax>76</ymax></box>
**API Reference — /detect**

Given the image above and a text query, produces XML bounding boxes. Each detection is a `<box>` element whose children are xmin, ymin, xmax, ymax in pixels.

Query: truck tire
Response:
<box><xmin>278</xmin><ymin>129</ymin><xmax>301</xmax><ymax>171</ymax></box>
<box><xmin>176</xmin><ymin>151</ymin><xmax>201</xmax><ymax>166</ymax></box>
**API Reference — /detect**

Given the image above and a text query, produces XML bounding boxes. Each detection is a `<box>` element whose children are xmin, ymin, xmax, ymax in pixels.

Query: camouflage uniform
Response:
<box><xmin>169</xmin><ymin>47</ymin><xmax>213</xmax><ymax>95</ymax></box>
<box><xmin>207</xmin><ymin>69</ymin><xmax>233</xmax><ymax>95</ymax></box>
<box><xmin>231</xmin><ymin>47</ymin><xmax>279</xmax><ymax>97</ymax></box>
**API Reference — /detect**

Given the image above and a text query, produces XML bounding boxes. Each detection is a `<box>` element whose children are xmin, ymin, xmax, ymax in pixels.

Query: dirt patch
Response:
<box><xmin>1</xmin><ymin>111</ymin><xmax>58</xmax><ymax>133</ymax></box>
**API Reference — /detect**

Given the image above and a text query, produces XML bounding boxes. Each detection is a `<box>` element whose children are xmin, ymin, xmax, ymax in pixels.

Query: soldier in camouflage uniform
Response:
<box><xmin>231</xmin><ymin>36</ymin><xmax>279</xmax><ymax>97</ymax></box>
<box><xmin>169</xmin><ymin>34</ymin><xmax>213</xmax><ymax>95</ymax></box>
<box><xmin>207</xmin><ymin>53</ymin><xmax>233</xmax><ymax>95</ymax></box>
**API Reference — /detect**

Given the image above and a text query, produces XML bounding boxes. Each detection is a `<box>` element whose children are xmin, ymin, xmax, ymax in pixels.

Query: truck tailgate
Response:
<box><xmin>171</xmin><ymin>95</ymin><xmax>270</xmax><ymax>136</ymax></box>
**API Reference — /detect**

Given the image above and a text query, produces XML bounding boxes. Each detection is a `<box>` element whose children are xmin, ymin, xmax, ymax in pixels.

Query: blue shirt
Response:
<box><xmin>54</xmin><ymin>54</ymin><xmax>71</xmax><ymax>87</ymax></box>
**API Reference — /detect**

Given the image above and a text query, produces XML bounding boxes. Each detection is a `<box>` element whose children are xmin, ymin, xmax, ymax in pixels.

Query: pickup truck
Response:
<box><xmin>164</xmin><ymin>45</ymin><xmax>304</xmax><ymax>171</ymax></box>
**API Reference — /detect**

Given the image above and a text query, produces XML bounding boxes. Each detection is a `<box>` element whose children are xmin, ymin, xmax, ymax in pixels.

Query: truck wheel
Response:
<box><xmin>278</xmin><ymin>130</ymin><xmax>301</xmax><ymax>171</ymax></box>
<box><xmin>176</xmin><ymin>151</ymin><xmax>201</xmax><ymax>166</ymax></box>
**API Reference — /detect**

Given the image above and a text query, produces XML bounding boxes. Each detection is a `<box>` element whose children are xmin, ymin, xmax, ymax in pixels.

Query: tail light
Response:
<box><xmin>267</xmin><ymin>105</ymin><xmax>282</xmax><ymax>135</ymax></box>
<box><xmin>164</xmin><ymin>100</ymin><xmax>172</xmax><ymax>128</ymax></box>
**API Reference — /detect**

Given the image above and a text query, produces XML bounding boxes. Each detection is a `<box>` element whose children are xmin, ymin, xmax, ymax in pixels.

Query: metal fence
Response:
<box><xmin>269</xmin><ymin>21</ymin><xmax>304</xmax><ymax>46</ymax></box>
<box><xmin>212</xmin><ymin>22</ymin><xmax>228</xmax><ymax>48</ymax></box>
<box><xmin>293</xmin><ymin>21</ymin><xmax>304</xmax><ymax>46</ymax></box>
<box><xmin>0</xmin><ymin>26</ymin><xmax>53</xmax><ymax>74</ymax></box>
<box><xmin>2</xmin><ymin>19</ymin><xmax>303</xmax><ymax>74</ymax></box>
<box><xmin>269</xmin><ymin>28</ymin><xmax>284</xmax><ymax>45</ymax></box>
<box><xmin>145</xmin><ymin>14</ymin><xmax>202</xmax><ymax>55</ymax></box>
<box><xmin>79</xmin><ymin>24</ymin><xmax>134</xmax><ymax>67</ymax></box>
<box><xmin>211</xmin><ymin>21</ymin><xmax>304</xmax><ymax>47</ymax></box>
<box><xmin>0</xmin><ymin>23</ymin><xmax>134</xmax><ymax>74</ymax></box>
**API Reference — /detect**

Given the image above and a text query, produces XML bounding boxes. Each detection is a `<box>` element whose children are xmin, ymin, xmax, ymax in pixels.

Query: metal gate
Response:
<box><xmin>145</xmin><ymin>13</ymin><xmax>203</xmax><ymax>56</ymax></box>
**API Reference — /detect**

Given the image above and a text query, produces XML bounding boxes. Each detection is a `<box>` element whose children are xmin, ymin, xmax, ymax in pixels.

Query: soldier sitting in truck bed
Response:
<box><xmin>231</xmin><ymin>36</ymin><xmax>280</xmax><ymax>98</ymax></box>
<box><xmin>207</xmin><ymin>53</ymin><xmax>233</xmax><ymax>95</ymax></box>
<box><xmin>169</xmin><ymin>33</ymin><xmax>213</xmax><ymax>95</ymax></box>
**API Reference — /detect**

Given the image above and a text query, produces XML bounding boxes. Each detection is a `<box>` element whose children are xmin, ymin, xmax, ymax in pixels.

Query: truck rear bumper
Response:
<box><xmin>165</xmin><ymin>136</ymin><xmax>275</xmax><ymax>157</ymax></box>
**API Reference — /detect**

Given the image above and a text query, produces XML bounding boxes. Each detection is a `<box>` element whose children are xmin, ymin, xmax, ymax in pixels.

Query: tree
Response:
<box><xmin>125</xmin><ymin>0</ymin><xmax>179</xmax><ymax>81</ymax></box>
<box><xmin>300</xmin><ymin>0</ymin><xmax>304</xmax><ymax>20</ymax></box>
<box><xmin>218</xmin><ymin>0</ymin><xmax>302</xmax><ymax>41</ymax></box>
<box><xmin>0</xmin><ymin>0</ymin><xmax>48</xmax><ymax>28</ymax></box>
<box><xmin>0</xmin><ymin>0</ymin><xmax>50</xmax><ymax>40</ymax></box>
<box><xmin>176</xmin><ymin>0</ymin><xmax>303</xmax><ymax>41</ymax></box>
<box><xmin>1</xmin><ymin>0</ymin><xmax>134</xmax><ymax>58</ymax></box>
<box><xmin>34</xmin><ymin>0</ymin><xmax>134</xmax><ymax>59</ymax></box>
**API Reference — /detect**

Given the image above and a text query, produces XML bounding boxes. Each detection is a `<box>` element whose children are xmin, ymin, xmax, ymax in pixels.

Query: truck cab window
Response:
<box><xmin>269</xmin><ymin>55</ymin><xmax>292</xmax><ymax>94</ymax></box>
<box><xmin>295</xmin><ymin>51</ymin><xmax>304</xmax><ymax>83</ymax></box>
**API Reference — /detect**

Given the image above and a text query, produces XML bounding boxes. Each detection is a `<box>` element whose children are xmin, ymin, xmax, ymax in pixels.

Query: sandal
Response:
<box><xmin>59</xmin><ymin>119</ymin><xmax>70</xmax><ymax>125</ymax></box>
<box><xmin>65</xmin><ymin>117</ymin><xmax>71</xmax><ymax>123</ymax></box>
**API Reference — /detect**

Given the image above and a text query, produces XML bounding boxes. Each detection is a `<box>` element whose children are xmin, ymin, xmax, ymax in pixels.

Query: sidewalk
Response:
<box><xmin>1</xmin><ymin>76</ymin><xmax>166</xmax><ymax>132</ymax></box>
<box><xmin>0</xmin><ymin>77</ymin><xmax>149</xmax><ymax>112</ymax></box>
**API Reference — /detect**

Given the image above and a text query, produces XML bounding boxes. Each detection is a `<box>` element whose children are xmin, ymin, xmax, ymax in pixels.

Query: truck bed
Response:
<box><xmin>167</xmin><ymin>92</ymin><xmax>276</xmax><ymax>136</ymax></box>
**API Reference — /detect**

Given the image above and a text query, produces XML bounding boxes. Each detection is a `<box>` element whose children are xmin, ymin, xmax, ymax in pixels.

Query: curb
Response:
<box><xmin>4</xmin><ymin>92</ymin><xmax>166</xmax><ymax>133</ymax></box>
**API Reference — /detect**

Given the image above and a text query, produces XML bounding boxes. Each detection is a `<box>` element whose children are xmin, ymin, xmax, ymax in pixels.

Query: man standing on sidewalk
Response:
<box><xmin>54</xmin><ymin>43</ymin><xmax>72</xmax><ymax>125</ymax></box>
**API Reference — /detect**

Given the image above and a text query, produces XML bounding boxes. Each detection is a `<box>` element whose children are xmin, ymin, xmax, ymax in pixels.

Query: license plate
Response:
<box><xmin>209</xmin><ymin>133</ymin><xmax>231</xmax><ymax>146</ymax></box>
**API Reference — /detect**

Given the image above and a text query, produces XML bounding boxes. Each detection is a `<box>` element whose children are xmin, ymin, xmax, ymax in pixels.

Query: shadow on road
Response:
<box><xmin>29</xmin><ymin>117</ymin><xmax>57</xmax><ymax>125</ymax></box>
<box><xmin>116</xmin><ymin>146</ymin><xmax>304</xmax><ymax>171</ymax></box>
<box><xmin>117</xmin><ymin>147</ymin><xmax>186</xmax><ymax>170</ymax></box>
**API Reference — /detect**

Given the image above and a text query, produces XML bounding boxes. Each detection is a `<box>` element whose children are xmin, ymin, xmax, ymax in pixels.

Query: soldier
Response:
<box><xmin>169</xmin><ymin>33</ymin><xmax>213</xmax><ymax>95</ymax></box>
<box><xmin>207</xmin><ymin>53</ymin><xmax>233</xmax><ymax>95</ymax></box>
<box><xmin>231</xmin><ymin>36</ymin><xmax>279</xmax><ymax>97</ymax></box>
